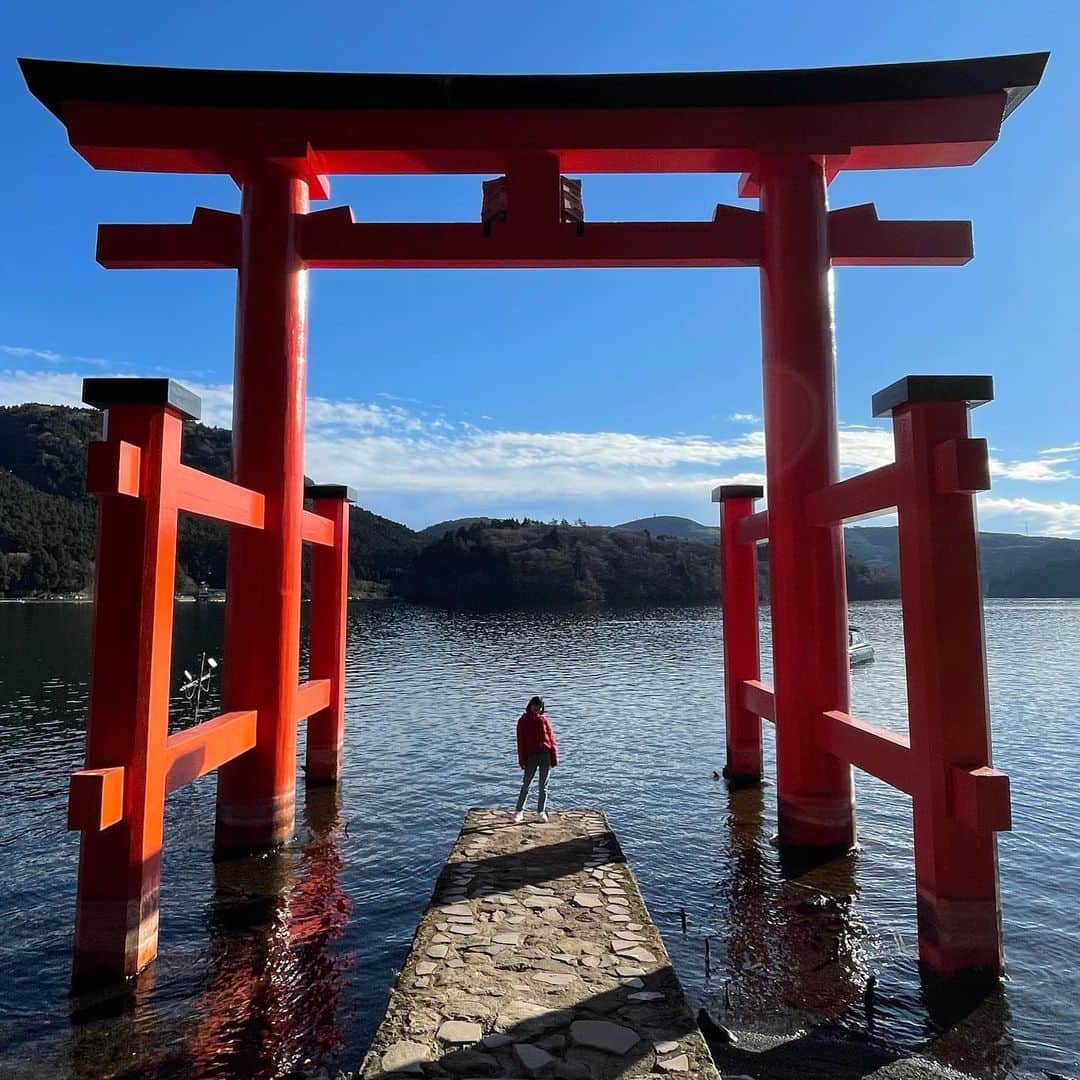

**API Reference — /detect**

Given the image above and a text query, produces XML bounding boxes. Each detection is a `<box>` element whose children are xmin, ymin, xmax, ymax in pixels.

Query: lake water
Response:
<box><xmin>0</xmin><ymin>599</ymin><xmax>1077</xmax><ymax>1079</ymax></box>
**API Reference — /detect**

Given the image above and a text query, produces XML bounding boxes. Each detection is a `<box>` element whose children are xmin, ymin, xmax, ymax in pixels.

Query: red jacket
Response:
<box><xmin>517</xmin><ymin>711</ymin><xmax>559</xmax><ymax>768</ymax></box>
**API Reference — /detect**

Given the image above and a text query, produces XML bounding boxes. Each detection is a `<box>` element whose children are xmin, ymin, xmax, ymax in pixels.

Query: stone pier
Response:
<box><xmin>359</xmin><ymin>809</ymin><xmax>720</xmax><ymax>1079</ymax></box>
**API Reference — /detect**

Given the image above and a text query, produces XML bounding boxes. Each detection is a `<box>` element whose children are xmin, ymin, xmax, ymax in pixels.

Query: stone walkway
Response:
<box><xmin>359</xmin><ymin>809</ymin><xmax>720</xmax><ymax>1079</ymax></box>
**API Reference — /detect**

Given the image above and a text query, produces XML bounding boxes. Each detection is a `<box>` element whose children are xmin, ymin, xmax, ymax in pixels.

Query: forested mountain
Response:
<box><xmin>0</xmin><ymin>469</ymin><xmax>95</xmax><ymax>593</ymax></box>
<box><xmin>3</xmin><ymin>403</ymin><xmax>1077</xmax><ymax>604</ymax></box>
<box><xmin>403</xmin><ymin>520</ymin><xmax>720</xmax><ymax>608</ymax></box>
<box><xmin>615</xmin><ymin>515</ymin><xmax>719</xmax><ymax>544</ymax></box>
<box><xmin>842</xmin><ymin>525</ymin><xmax>1080</xmax><ymax>597</ymax></box>
<box><xmin>400</xmin><ymin>517</ymin><xmax>899</xmax><ymax>607</ymax></box>
<box><xmin>0</xmin><ymin>403</ymin><xmax>418</xmax><ymax>597</ymax></box>
<box><xmin>614</xmin><ymin>515</ymin><xmax>1080</xmax><ymax>598</ymax></box>
<box><xmin>1</xmin><ymin>404</ymin><xmax>114</xmax><ymax>593</ymax></box>
<box><xmin>418</xmin><ymin>517</ymin><xmax>495</xmax><ymax>540</ymax></box>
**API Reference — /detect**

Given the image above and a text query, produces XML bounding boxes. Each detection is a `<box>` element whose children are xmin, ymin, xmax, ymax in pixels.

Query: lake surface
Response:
<box><xmin>0</xmin><ymin>599</ymin><xmax>1077</xmax><ymax>1079</ymax></box>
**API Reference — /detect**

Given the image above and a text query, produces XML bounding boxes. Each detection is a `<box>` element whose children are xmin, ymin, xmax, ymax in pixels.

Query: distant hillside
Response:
<box><xmin>615</xmin><ymin>515</ymin><xmax>718</xmax><ymax>543</ymax></box>
<box><xmin>841</xmin><ymin>526</ymin><xmax>897</xmax><ymax>572</ymax></box>
<box><xmin>4</xmin><ymin>405</ymin><xmax>1077</xmax><ymax>604</ymax></box>
<box><xmin>403</xmin><ymin>520</ymin><xmax>720</xmax><ymax>609</ymax></box>
<box><xmin>843</xmin><ymin>525</ymin><xmax>1080</xmax><ymax>597</ymax></box>
<box><xmin>347</xmin><ymin>505</ymin><xmax>421</xmax><ymax>586</ymax></box>
<box><xmin>0</xmin><ymin>403</ymin><xmax>419</xmax><ymax>597</ymax></box>
<box><xmin>614</xmin><ymin>515</ymin><xmax>1080</xmax><ymax>598</ymax></box>
<box><xmin>0</xmin><ymin>469</ymin><xmax>96</xmax><ymax>593</ymax></box>
<box><xmin>978</xmin><ymin>533</ymin><xmax>1080</xmax><ymax>596</ymax></box>
<box><xmin>406</xmin><ymin>519</ymin><xmax>894</xmax><ymax>607</ymax></box>
<box><xmin>419</xmin><ymin>517</ymin><xmax>495</xmax><ymax>541</ymax></box>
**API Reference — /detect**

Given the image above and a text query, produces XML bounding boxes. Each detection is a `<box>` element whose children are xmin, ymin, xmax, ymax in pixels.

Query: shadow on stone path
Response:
<box><xmin>358</xmin><ymin>808</ymin><xmax>720</xmax><ymax>1078</ymax></box>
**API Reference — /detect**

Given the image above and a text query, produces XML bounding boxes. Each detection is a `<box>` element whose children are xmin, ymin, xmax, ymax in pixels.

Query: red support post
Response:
<box><xmin>758</xmin><ymin>153</ymin><xmax>854</xmax><ymax>856</ymax></box>
<box><xmin>71</xmin><ymin>380</ymin><xmax>197</xmax><ymax>984</ymax></box>
<box><xmin>713</xmin><ymin>484</ymin><xmax>764</xmax><ymax>784</ymax></box>
<box><xmin>878</xmin><ymin>374</ymin><xmax>1005</xmax><ymax>982</ymax></box>
<box><xmin>305</xmin><ymin>484</ymin><xmax>354</xmax><ymax>783</ymax></box>
<box><xmin>506</xmin><ymin>153</ymin><xmax>564</xmax><ymax>229</ymax></box>
<box><xmin>216</xmin><ymin>166</ymin><xmax>310</xmax><ymax>852</ymax></box>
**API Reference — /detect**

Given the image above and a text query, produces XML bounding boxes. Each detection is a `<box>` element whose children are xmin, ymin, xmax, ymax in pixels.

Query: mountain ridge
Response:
<box><xmin>0</xmin><ymin>403</ymin><xmax>420</xmax><ymax>596</ymax></box>
<box><xmin>609</xmin><ymin>514</ymin><xmax>1080</xmax><ymax>597</ymax></box>
<box><xmin>3</xmin><ymin>403</ymin><xmax>1077</xmax><ymax>602</ymax></box>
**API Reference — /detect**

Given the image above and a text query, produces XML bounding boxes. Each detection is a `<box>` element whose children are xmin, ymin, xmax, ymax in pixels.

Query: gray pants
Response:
<box><xmin>516</xmin><ymin>750</ymin><xmax>552</xmax><ymax>813</ymax></box>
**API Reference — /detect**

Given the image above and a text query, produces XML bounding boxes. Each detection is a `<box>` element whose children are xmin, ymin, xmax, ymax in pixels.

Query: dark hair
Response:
<box><xmin>527</xmin><ymin>696</ymin><xmax>545</xmax><ymax>711</ymax></box>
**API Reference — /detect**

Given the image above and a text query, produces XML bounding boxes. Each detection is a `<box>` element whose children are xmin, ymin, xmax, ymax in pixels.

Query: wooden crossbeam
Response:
<box><xmin>97</xmin><ymin>206</ymin><xmax>240</xmax><ymax>269</ymax></box>
<box><xmin>68</xmin><ymin>766</ymin><xmax>124</xmax><ymax>832</ymax></box>
<box><xmin>301</xmin><ymin>509</ymin><xmax>335</xmax><ymax>546</ymax></box>
<box><xmin>822</xmin><ymin>709</ymin><xmax>915</xmax><ymax>794</ymax></box>
<box><xmin>828</xmin><ymin>203</ymin><xmax>972</xmax><ymax>265</ymax></box>
<box><xmin>805</xmin><ymin>463</ymin><xmax>898</xmax><ymax>526</ymax></box>
<box><xmin>734</xmin><ymin>509</ymin><xmax>769</xmax><ymax>544</ymax></box>
<box><xmin>94</xmin><ymin>199</ymin><xmax>972</xmax><ymax>270</ymax></box>
<box><xmin>174</xmin><ymin>463</ymin><xmax>264</xmax><ymax>528</ymax></box>
<box><xmin>299</xmin><ymin>204</ymin><xmax>765</xmax><ymax>268</ymax></box>
<box><xmin>295</xmin><ymin>679</ymin><xmax>332</xmax><ymax>722</ymax></box>
<box><xmin>164</xmin><ymin>710</ymin><xmax>257</xmax><ymax>795</ymax></box>
<box><xmin>739</xmin><ymin>679</ymin><xmax>776</xmax><ymax>722</ymax></box>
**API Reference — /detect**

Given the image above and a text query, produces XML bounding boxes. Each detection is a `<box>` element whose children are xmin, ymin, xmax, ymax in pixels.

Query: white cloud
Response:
<box><xmin>1</xmin><ymin>345</ymin><xmax>63</xmax><ymax>363</ymax></box>
<box><xmin>304</xmin><ymin>396</ymin><xmax>421</xmax><ymax>433</ymax></box>
<box><xmin>0</xmin><ymin>368</ymin><xmax>88</xmax><ymax>406</ymax></box>
<box><xmin>729</xmin><ymin>412</ymin><xmax>760</xmax><ymax>423</ymax></box>
<box><xmin>991</xmin><ymin>456</ymin><xmax>1076</xmax><ymax>482</ymax></box>
<box><xmin>979</xmin><ymin>496</ymin><xmax>1080</xmax><ymax>538</ymax></box>
<box><xmin>989</xmin><ymin>438</ymin><xmax>1080</xmax><ymax>483</ymax></box>
<box><xmin>1</xmin><ymin>345</ymin><xmax>110</xmax><ymax>368</ymax></box>
<box><xmin>836</xmin><ymin>425</ymin><xmax>895</xmax><ymax>472</ymax></box>
<box><xmin>0</xmin><ymin>367</ymin><xmax>235</xmax><ymax>425</ymax></box>
<box><xmin>1</xmin><ymin>363</ymin><xmax>1077</xmax><ymax>536</ymax></box>
<box><xmin>0</xmin><ymin>365</ymin><xmax>771</xmax><ymax>498</ymax></box>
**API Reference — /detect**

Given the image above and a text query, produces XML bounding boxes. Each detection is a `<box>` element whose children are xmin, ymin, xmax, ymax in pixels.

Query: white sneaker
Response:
<box><xmin>513</xmin><ymin>811</ymin><xmax>525</xmax><ymax>824</ymax></box>
<box><xmin>538</xmin><ymin>812</ymin><xmax>549</xmax><ymax>824</ymax></box>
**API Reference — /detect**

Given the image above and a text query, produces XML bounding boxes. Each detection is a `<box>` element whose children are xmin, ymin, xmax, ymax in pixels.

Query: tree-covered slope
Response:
<box><xmin>0</xmin><ymin>469</ymin><xmax>96</xmax><ymax>593</ymax></box>
<box><xmin>402</xmin><ymin>520</ymin><xmax>719</xmax><ymax>609</ymax></box>
<box><xmin>0</xmin><ymin>403</ymin><xmax>420</xmax><ymax>597</ymax></box>
<box><xmin>615</xmin><ymin>516</ymin><xmax>1080</xmax><ymax>599</ymax></box>
<box><xmin>3</xmin><ymin>404</ymin><xmax>1076</xmax><ymax>604</ymax></box>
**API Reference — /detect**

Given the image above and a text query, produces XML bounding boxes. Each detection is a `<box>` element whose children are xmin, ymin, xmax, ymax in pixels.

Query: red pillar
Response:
<box><xmin>216</xmin><ymin>166</ymin><xmax>310</xmax><ymax>851</ymax></box>
<box><xmin>305</xmin><ymin>485</ymin><xmax>354</xmax><ymax>783</ymax></box>
<box><xmin>506</xmin><ymin>153</ymin><xmax>564</xmax><ymax>228</ymax></box>
<box><xmin>880</xmin><ymin>375</ymin><xmax>1004</xmax><ymax>980</ymax></box>
<box><xmin>758</xmin><ymin>153</ymin><xmax>854</xmax><ymax>855</ymax></box>
<box><xmin>72</xmin><ymin>379</ymin><xmax>199</xmax><ymax>983</ymax></box>
<box><xmin>713</xmin><ymin>484</ymin><xmax>764</xmax><ymax>784</ymax></box>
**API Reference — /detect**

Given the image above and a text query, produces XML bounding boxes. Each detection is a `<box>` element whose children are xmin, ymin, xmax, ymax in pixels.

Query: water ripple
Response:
<box><xmin>0</xmin><ymin>599</ymin><xmax>1076</xmax><ymax>1078</ymax></box>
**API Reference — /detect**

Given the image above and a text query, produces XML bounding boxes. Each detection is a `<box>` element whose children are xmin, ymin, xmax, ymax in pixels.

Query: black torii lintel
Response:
<box><xmin>19</xmin><ymin>52</ymin><xmax>1049</xmax><ymax>122</ymax></box>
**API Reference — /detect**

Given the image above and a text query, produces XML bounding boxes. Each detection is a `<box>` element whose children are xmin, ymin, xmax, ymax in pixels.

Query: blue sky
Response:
<box><xmin>2</xmin><ymin>1</ymin><xmax>1078</xmax><ymax>533</ymax></box>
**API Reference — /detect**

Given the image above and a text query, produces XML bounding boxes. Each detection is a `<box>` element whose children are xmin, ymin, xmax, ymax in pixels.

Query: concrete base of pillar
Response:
<box><xmin>214</xmin><ymin>788</ymin><xmax>296</xmax><ymax>855</ymax></box>
<box><xmin>775</xmin><ymin>794</ymin><xmax>856</xmax><ymax>868</ymax></box>
<box><xmin>305</xmin><ymin>740</ymin><xmax>344</xmax><ymax>785</ymax></box>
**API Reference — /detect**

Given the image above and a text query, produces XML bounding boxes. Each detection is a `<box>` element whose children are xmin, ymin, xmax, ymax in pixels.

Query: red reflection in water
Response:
<box><xmin>184</xmin><ymin>785</ymin><xmax>353</xmax><ymax>1078</ymax></box>
<box><xmin>719</xmin><ymin>784</ymin><xmax>866</xmax><ymax>1022</ymax></box>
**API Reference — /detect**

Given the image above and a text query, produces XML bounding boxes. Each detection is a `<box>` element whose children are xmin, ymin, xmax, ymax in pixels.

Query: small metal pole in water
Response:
<box><xmin>864</xmin><ymin>973</ymin><xmax>877</xmax><ymax>1030</ymax></box>
<box><xmin>705</xmin><ymin>935</ymin><xmax>712</xmax><ymax>977</ymax></box>
<box><xmin>194</xmin><ymin>653</ymin><xmax>206</xmax><ymax>723</ymax></box>
<box><xmin>193</xmin><ymin>653</ymin><xmax>218</xmax><ymax>724</ymax></box>
<box><xmin>180</xmin><ymin>652</ymin><xmax>218</xmax><ymax>725</ymax></box>
<box><xmin>680</xmin><ymin>907</ymin><xmax>687</xmax><ymax>934</ymax></box>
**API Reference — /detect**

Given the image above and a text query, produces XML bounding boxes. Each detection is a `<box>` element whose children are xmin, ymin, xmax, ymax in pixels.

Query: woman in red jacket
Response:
<box><xmin>514</xmin><ymin>695</ymin><xmax>559</xmax><ymax>824</ymax></box>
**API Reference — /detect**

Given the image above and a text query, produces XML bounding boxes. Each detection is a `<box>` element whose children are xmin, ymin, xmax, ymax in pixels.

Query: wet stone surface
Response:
<box><xmin>359</xmin><ymin>809</ymin><xmax>719</xmax><ymax>1078</ymax></box>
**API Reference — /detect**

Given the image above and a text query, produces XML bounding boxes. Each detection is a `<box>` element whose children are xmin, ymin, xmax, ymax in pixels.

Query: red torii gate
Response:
<box><xmin>20</xmin><ymin>51</ymin><xmax>1046</xmax><ymax>988</ymax></box>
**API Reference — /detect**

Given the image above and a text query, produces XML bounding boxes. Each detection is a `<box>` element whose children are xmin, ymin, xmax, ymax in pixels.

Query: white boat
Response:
<box><xmin>849</xmin><ymin>625</ymin><xmax>875</xmax><ymax>667</ymax></box>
